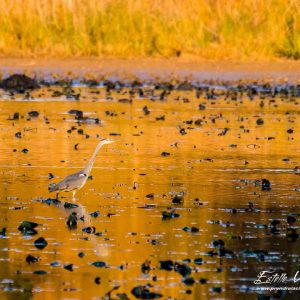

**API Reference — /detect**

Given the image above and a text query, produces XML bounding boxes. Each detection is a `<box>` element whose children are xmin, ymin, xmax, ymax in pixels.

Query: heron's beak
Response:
<box><xmin>48</xmin><ymin>183</ymin><xmax>57</xmax><ymax>192</ymax></box>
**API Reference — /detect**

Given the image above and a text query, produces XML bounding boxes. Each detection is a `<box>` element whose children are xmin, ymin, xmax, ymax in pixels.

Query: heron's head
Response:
<box><xmin>100</xmin><ymin>138</ymin><xmax>115</xmax><ymax>145</ymax></box>
<box><xmin>48</xmin><ymin>183</ymin><xmax>58</xmax><ymax>192</ymax></box>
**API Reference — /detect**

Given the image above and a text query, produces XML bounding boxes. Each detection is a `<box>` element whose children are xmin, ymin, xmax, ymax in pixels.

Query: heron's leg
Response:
<box><xmin>55</xmin><ymin>192</ymin><xmax>59</xmax><ymax>200</ymax></box>
<box><xmin>72</xmin><ymin>191</ymin><xmax>76</xmax><ymax>202</ymax></box>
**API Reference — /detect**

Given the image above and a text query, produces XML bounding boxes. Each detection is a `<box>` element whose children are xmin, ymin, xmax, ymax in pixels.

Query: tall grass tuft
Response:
<box><xmin>0</xmin><ymin>0</ymin><xmax>299</xmax><ymax>59</ymax></box>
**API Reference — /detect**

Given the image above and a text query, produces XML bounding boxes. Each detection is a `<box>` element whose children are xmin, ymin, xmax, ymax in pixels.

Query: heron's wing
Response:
<box><xmin>55</xmin><ymin>170</ymin><xmax>87</xmax><ymax>191</ymax></box>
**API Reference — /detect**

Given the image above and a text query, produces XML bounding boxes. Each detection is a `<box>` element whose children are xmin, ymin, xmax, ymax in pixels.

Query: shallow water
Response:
<box><xmin>0</xmin><ymin>83</ymin><xmax>299</xmax><ymax>300</ymax></box>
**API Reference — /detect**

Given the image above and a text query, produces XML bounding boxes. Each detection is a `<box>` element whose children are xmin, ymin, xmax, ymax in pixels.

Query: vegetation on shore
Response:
<box><xmin>0</xmin><ymin>0</ymin><xmax>299</xmax><ymax>60</ymax></box>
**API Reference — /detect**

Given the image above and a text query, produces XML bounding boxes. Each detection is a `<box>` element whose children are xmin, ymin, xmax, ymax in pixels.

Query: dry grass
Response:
<box><xmin>0</xmin><ymin>0</ymin><xmax>299</xmax><ymax>59</ymax></box>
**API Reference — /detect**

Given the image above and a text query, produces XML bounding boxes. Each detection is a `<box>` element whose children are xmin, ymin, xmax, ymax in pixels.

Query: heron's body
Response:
<box><xmin>49</xmin><ymin>139</ymin><xmax>114</xmax><ymax>200</ymax></box>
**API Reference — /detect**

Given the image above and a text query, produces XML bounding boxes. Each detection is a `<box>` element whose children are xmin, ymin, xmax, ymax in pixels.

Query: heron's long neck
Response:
<box><xmin>83</xmin><ymin>141</ymin><xmax>106</xmax><ymax>175</ymax></box>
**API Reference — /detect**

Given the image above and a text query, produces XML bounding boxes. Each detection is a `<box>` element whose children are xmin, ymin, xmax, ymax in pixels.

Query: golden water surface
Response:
<box><xmin>0</xmin><ymin>85</ymin><xmax>299</xmax><ymax>300</ymax></box>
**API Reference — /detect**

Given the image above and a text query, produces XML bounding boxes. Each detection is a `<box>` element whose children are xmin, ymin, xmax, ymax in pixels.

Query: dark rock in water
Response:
<box><xmin>8</xmin><ymin>112</ymin><xmax>20</xmax><ymax>120</ymax></box>
<box><xmin>174</xmin><ymin>263</ymin><xmax>192</xmax><ymax>277</ymax></box>
<box><xmin>199</xmin><ymin>278</ymin><xmax>207</xmax><ymax>284</ymax></box>
<box><xmin>182</xmin><ymin>226</ymin><xmax>199</xmax><ymax>233</ymax></box>
<box><xmin>26</xmin><ymin>254</ymin><xmax>39</xmax><ymax>264</ymax></box>
<box><xmin>141</xmin><ymin>260</ymin><xmax>151</xmax><ymax>274</ymax></box>
<box><xmin>161</xmin><ymin>210</ymin><xmax>180</xmax><ymax>220</ymax></box>
<box><xmin>182</xmin><ymin>277</ymin><xmax>195</xmax><ymax>286</ymax></box>
<box><xmin>161</xmin><ymin>151</ymin><xmax>170</xmax><ymax>157</ymax></box>
<box><xmin>21</xmin><ymin>148</ymin><xmax>29</xmax><ymax>154</ymax></box>
<box><xmin>287</xmin><ymin>215</ymin><xmax>296</xmax><ymax>225</ymax></box>
<box><xmin>177</xmin><ymin>81</ymin><xmax>193</xmax><ymax>91</ymax></box>
<box><xmin>15</xmin><ymin>132</ymin><xmax>22</xmax><ymax>138</ymax></box>
<box><xmin>131</xmin><ymin>285</ymin><xmax>162</xmax><ymax>299</ymax></box>
<box><xmin>18</xmin><ymin>221</ymin><xmax>38</xmax><ymax>233</ymax></box>
<box><xmin>179</xmin><ymin>128</ymin><xmax>187</xmax><ymax>135</ymax></box>
<box><xmin>0</xmin><ymin>227</ymin><xmax>6</xmax><ymax>237</ymax></box>
<box><xmin>64</xmin><ymin>202</ymin><xmax>79</xmax><ymax>209</ymax></box>
<box><xmin>256</xmin><ymin>118</ymin><xmax>264</xmax><ymax>125</ymax></box>
<box><xmin>28</xmin><ymin>111</ymin><xmax>39</xmax><ymax>118</ymax></box>
<box><xmin>261</xmin><ymin>178</ymin><xmax>271</xmax><ymax>191</ymax></box>
<box><xmin>64</xmin><ymin>264</ymin><xmax>74</xmax><ymax>272</ymax></box>
<box><xmin>89</xmin><ymin>210</ymin><xmax>100</xmax><ymax>218</ymax></box>
<box><xmin>78</xmin><ymin>252</ymin><xmax>85</xmax><ymax>258</ymax></box>
<box><xmin>211</xmin><ymin>287</ymin><xmax>222</xmax><ymax>293</ymax></box>
<box><xmin>33</xmin><ymin>270</ymin><xmax>47</xmax><ymax>275</ymax></box>
<box><xmin>34</xmin><ymin>237</ymin><xmax>48</xmax><ymax>250</ymax></box>
<box><xmin>286</xmin><ymin>228</ymin><xmax>299</xmax><ymax>241</ymax></box>
<box><xmin>194</xmin><ymin>258</ymin><xmax>203</xmax><ymax>265</ymax></box>
<box><xmin>145</xmin><ymin>193</ymin><xmax>154</xmax><ymax>199</ymax></box>
<box><xmin>0</xmin><ymin>74</ymin><xmax>39</xmax><ymax>92</ymax></box>
<box><xmin>94</xmin><ymin>277</ymin><xmax>101</xmax><ymax>284</ymax></box>
<box><xmin>270</xmin><ymin>219</ymin><xmax>280</xmax><ymax>227</ymax></box>
<box><xmin>91</xmin><ymin>261</ymin><xmax>106</xmax><ymax>268</ymax></box>
<box><xmin>68</xmin><ymin>109</ymin><xmax>83</xmax><ymax>116</ymax></box>
<box><xmin>42</xmin><ymin>198</ymin><xmax>61</xmax><ymax>205</ymax></box>
<box><xmin>82</xmin><ymin>226</ymin><xmax>96</xmax><ymax>234</ymax></box>
<box><xmin>50</xmin><ymin>261</ymin><xmax>60</xmax><ymax>267</ymax></box>
<box><xmin>218</xmin><ymin>127</ymin><xmax>230</xmax><ymax>136</ymax></box>
<box><xmin>66</xmin><ymin>212</ymin><xmax>77</xmax><ymax>229</ymax></box>
<box><xmin>172</xmin><ymin>192</ymin><xmax>184</xmax><ymax>204</ymax></box>
<box><xmin>199</xmin><ymin>104</ymin><xmax>206</xmax><ymax>110</ymax></box>
<box><xmin>212</xmin><ymin>239</ymin><xmax>225</xmax><ymax>248</ymax></box>
<box><xmin>143</xmin><ymin>106</ymin><xmax>150</xmax><ymax>115</ymax></box>
<box><xmin>159</xmin><ymin>260</ymin><xmax>174</xmax><ymax>271</ymax></box>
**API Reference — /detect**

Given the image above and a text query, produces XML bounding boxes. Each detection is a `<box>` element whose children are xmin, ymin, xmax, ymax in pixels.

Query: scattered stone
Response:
<box><xmin>82</xmin><ymin>226</ymin><xmax>96</xmax><ymax>234</ymax></box>
<box><xmin>182</xmin><ymin>226</ymin><xmax>199</xmax><ymax>233</ymax></box>
<box><xmin>94</xmin><ymin>277</ymin><xmax>101</xmax><ymax>284</ymax></box>
<box><xmin>131</xmin><ymin>285</ymin><xmax>162</xmax><ymax>299</ymax></box>
<box><xmin>64</xmin><ymin>202</ymin><xmax>79</xmax><ymax>209</ymax></box>
<box><xmin>172</xmin><ymin>192</ymin><xmax>184</xmax><ymax>204</ymax></box>
<box><xmin>33</xmin><ymin>270</ymin><xmax>47</xmax><ymax>275</ymax></box>
<box><xmin>34</xmin><ymin>237</ymin><xmax>48</xmax><ymax>250</ymax></box>
<box><xmin>18</xmin><ymin>221</ymin><xmax>38</xmax><ymax>235</ymax></box>
<box><xmin>91</xmin><ymin>261</ymin><xmax>106</xmax><ymax>268</ymax></box>
<box><xmin>161</xmin><ymin>152</ymin><xmax>170</xmax><ymax>157</ymax></box>
<box><xmin>89</xmin><ymin>211</ymin><xmax>100</xmax><ymax>218</ymax></box>
<box><xmin>262</xmin><ymin>178</ymin><xmax>271</xmax><ymax>191</ymax></box>
<box><xmin>28</xmin><ymin>111</ymin><xmax>39</xmax><ymax>118</ymax></box>
<box><xmin>15</xmin><ymin>132</ymin><xmax>22</xmax><ymax>138</ymax></box>
<box><xmin>26</xmin><ymin>254</ymin><xmax>39</xmax><ymax>264</ymax></box>
<box><xmin>0</xmin><ymin>74</ymin><xmax>39</xmax><ymax>92</ymax></box>
<box><xmin>174</xmin><ymin>263</ymin><xmax>192</xmax><ymax>277</ymax></box>
<box><xmin>182</xmin><ymin>277</ymin><xmax>195</xmax><ymax>286</ymax></box>
<box><xmin>141</xmin><ymin>260</ymin><xmax>151</xmax><ymax>274</ymax></box>
<box><xmin>0</xmin><ymin>228</ymin><xmax>6</xmax><ymax>237</ymax></box>
<box><xmin>143</xmin><ymin>106</ymin><xmax>150</xmax><ymax>115</ymax></box>
<box><xmin>161</xmin><ymin>210</ymin><xmax>180</xmax><ymax>220</ymax></box>
<box><xmin>159</xmin><ymin>260</ymin><xmax>174</xmax><ymax>271</ymax></box>
<box><xmin>256</xmin><ymin>118</ymin><xmax>264</xmax><ymax>125</ymax></box>
<box><xmin>66</xmin><ymin>212</ymin><xmax>77</xmax><ymax>229</ymax></box>
<box><xmin>194</xmin><ymin>258</ymin><xmax>203</xmax><ymax>265</ymax></box>
<box><xmin>63</xmin><ymin>264</ymin><xmax>73</xmax><ymax>272</ymax></box>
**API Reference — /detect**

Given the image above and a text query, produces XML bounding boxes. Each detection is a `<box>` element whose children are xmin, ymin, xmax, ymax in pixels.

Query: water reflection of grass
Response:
<box><xmin>0</xmin><ymin>0</ymin><xmax>299</xmax><ymax>59</ymax></box>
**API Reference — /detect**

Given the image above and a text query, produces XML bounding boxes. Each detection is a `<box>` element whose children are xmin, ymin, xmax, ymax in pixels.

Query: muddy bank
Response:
<box><xmin>0</xmin><ymin>57</ymin><xmax>300</xmax><ymax>82</ymax></box>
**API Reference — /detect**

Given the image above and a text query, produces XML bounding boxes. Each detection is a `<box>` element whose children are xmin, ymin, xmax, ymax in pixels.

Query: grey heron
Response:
<box><xmin>48</xmin><ymin>138</ymin><xmax>114</xmax><ymax>200</ymax></box>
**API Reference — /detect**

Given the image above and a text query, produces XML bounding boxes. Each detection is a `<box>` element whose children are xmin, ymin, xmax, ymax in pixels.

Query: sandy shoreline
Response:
<box><xmin>0</xmin><ymin>57</ymin><xmax>299</xmax><ymax>82</ymax></box>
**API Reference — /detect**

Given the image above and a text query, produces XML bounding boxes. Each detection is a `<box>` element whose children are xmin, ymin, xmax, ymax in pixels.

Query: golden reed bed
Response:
<box><xmin>0</xmin><ymin>0</ymin><xmax>299</xmax><ymax>60</ymax></box>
